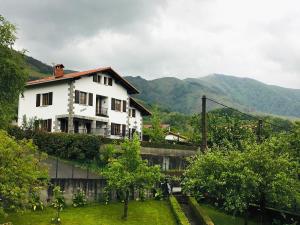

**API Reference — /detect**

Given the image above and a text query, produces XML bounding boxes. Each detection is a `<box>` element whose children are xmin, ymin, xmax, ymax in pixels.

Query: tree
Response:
<box><xmin>182</xmin><ymin>139</ymin><xmax>298</xmax><ymax>224</ymax></box>
<box><xmin>0</xmin><ymin>15</ymin><xmax>28</xmax><ymax>128</ymax></box>
<box><xmin>0</xmin><ymin>130</ymin><xmax>48</xmax><ymax>216</ymax></box>
<box><xmin>103</xmin><ymin>134</ymin><xmax>161</xmax><ymax>219</ymax></box>
<box><xmin>147</xmin><ymin>107</ymin><xmax>165</xmax><ymax>143</ymax></box>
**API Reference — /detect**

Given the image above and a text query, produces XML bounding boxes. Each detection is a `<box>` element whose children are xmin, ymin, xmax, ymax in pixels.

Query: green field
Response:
<box><xmin>201</xmin><ymin>204</ymin><xmax>262</xmax><ymax>225</ymax></box>
<box><xmin>0</xmin><ymin>200</ymin><xmax>177</xmax><ymax>225</ymax></box>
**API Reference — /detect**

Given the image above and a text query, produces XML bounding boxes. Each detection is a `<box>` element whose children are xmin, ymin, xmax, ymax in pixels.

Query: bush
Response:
<box><xmin>141</xmin><ymin>141</ymin><xmax>197</xmax><ymax>151</ymax></box>
<box><xmin>169</xmin><ymin>195</ymin><xmax>190</xmax><ymax>225</ymax></box>
<box><xmin>7</xmin><ymin>127</ymin><xmax>101</xmax><ymax>161</ymax></box>
<box><xmin>188</xmin><ymin>197</ymin><xmax>214</xmax><ymax>225</ymax></box>
<box><xmin>72</xmin><ymin>188</ymin><xmax>87</xmax><ymax>207</ymax></box>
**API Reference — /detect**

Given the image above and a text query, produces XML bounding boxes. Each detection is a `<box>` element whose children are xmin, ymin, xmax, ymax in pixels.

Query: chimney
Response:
<box><xmin>53</xmin><ymin>64</ymin><xmax>64</xmax><ymax>78</ymax></box>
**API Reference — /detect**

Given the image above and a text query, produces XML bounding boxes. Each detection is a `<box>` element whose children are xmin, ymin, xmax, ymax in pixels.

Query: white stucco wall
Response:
<box><xmin>18</xmin><ymin>72</ymin><xmax>144</xmax><ymax>139</ymax></box>
<box><xmin>165</xmin><ymin>134</ymin><xmax>187</xmax><ymax>142</ymax></box>
<box><xmin>18</xmin><ymin>82</ymin><xmax>69</xmax><ymax>129</ymax></box>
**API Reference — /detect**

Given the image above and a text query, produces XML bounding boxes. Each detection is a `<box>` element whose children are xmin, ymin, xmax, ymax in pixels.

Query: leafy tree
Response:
<box><xmin>0</xmin><ymin>15</ymin><xmax>28</xmax><ymax>128</ymax></box>
<box><xmin>146</xmin><ymin>107</ymin><xmax>165</xmax><ymax>143</ymax></box>
<box><xmin>182</xmin><ymin>139</ymin><xmax>298</xmax><ymax>224</ymax></box>
<box><xmin>0</xmin><ymin>130</ymin><xmax>48</xmax><ymax>216</ymax></box>
<box><xmin>103</xmin><ymin>134</ymin><xmax>161</xmax><ymax>219</ymax></box>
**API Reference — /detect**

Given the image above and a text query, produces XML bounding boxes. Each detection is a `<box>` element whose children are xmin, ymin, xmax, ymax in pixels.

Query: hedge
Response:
<box><xmin>169</xmin><ymin>195</ymin><xmax>190</xmax><ymax>225</ymax></box>
<box><xmin>7</xmin><ymin>126</ymin><xmax>101</xmax><ymax>161</ymax></box>
<box><xmin>188</xmin><ymin>197</ymin><xmax>214</xmax><ymax>225</ymax></box>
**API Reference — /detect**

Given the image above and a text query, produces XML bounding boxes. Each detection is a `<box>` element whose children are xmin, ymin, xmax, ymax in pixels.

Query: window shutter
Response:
<box><xmin>49</xmin><ymin>92</ymin><xmax>53</xmax><ymax>105</ymax></box>
<box><xmin>111</xmin><ymin>98</ymin><xmax>115</xmax><ymax>110</ymax></box>
<box><xmin>75</xmin><ymin>90</ymin><xmax>79</xmax><ymax>103</ymax></box>
<box><xmin>93</xmin><ymin>74</ymin><xmax>97</xmax><ymax>82</ymax></box>
<box><xmin>104</xmin><ymin>77</ymin><xmax>107</xmax><ymax>85</ymax></box>
<box><xmin>47</xmin><ymin>119</ymin><xmax>52</xmax><ymax>132</ymax></box>
<box><xmin>36</xmin><ymin>94</ymin><xmax>40</xmax><ymax>107</ymax></box>
<box><xmin>132</xmin><ymin>109</ymin><xmax>136</xmax><ymax>117</ymax></box>
<box><xmin>122</xmin><ymin>100</ymin><xmax>127</xmax><ymax>112</ymax></box>
<box><xmin>122</xmin><ymin>124</ymin><xmax>126</xmax><ymax>137</ymax></box>
<box><xmin>88</xmin><ymin>93</ymin><xmax>93</xmax><ymax>106</ymax></box>
<box><xmin>108</xmin><ymin>78</ymin><xmax>113</xmax><ymax>86</ymax></box>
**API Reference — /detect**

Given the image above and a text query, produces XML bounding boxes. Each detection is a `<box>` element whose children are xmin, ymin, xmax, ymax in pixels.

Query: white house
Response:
<box><xmin>18</xmin><ymin>64</ymin><xmax>151</xmax><ymax>139</ymax></box>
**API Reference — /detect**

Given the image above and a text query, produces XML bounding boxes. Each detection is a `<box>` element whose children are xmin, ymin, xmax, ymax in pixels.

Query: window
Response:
<box><xmin>40</xmin><ymin>119</ymin><xmax>52</xmax><ymax>132</ymax></box>
<box><xmin>75</xmin><ymin>90</ymin><xmax>92</xmax><ymax>105</ymax></box>
<box><xmin>129</xmin><ymin>109</ymin><xmax>136</xmax><ymax>117</ymax></box>
<box><xmin>36</xmin><ymin>92</ymin><xmax>52</xmax><ymax>107</ymax></box>
<box><xmin>111</xmin><ymin>98</ymin><xmax>122</xmax><ymax>111</ymax></box>
<box><xmin>111</xmin><ymin>123</ymin><xmax>121</xmax><ymax>135</ymax></box>
<box><xmin>122</xmin><ymin>124</ymin><xmax>126</xmax><ymax>137</ymax></box>
<box><xmin>108</xmin><ymin>77</ymin><xmax>113</xmax><ymax>86</ymax></box>
<box><xmin>103</xmin><ymin>76</ymin><xmax>113</xmax><ymax>86</ymax></box>
<box><xmin>93</xmin><ymin>74</ymin><xmax>101</xmax><ymax>83</ymax></box>
<box><xmin>79</xmin><ymin>92</ymin><xmax>87</xmax><ymax>105</ymax></box>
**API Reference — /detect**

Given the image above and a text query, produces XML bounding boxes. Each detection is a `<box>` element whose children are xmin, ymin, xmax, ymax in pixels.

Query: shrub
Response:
<box><xmin>72</xmin><ymin>188</ymin><xmax>87</xmax><ymax>207</ymax></box>
<box><xmin>29</xmin><ymin>191</ymin><xmax>44</xmax><ymax>211</ymax></box>
<box><xmin>7</xmin><ymin>127</ymin><xmax>101</xmax><ymax>161</ymax></box>
<box><xmin>51</xmin><ymin>186</ymin><xmax>65</xmax><ymax>224</ymax></box>
<box><xmin>188</xmin><ymin>197</ymin><xmax>214</xmax><ymax>225</ymax></box>
<box><xmin>169</xmin><ymin>195</ymin><xmax>190</xmax><ymax>225</ymax></box>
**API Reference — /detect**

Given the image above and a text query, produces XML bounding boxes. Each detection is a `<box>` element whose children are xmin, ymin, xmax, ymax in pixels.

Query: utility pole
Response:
<box><xmin>201</xmin><ymin>95</ymin><xmax>208</xmax><ymax>152</ymax></box>
<box><xmin>257</xmin><ymin>119</ymin><xmax>263</xmax><ymax>144</ymax></box>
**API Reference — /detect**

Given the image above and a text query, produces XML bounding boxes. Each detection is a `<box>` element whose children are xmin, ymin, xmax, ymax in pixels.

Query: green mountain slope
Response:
<box><xmin>24</xmin><ymin>55</ymin><xmax>300</xmax><ymax>118</ymax></box>
<box><xmin>126</xmin><ymin>75</ymin><xmax>300</xmax><ymax>118</ymax></box>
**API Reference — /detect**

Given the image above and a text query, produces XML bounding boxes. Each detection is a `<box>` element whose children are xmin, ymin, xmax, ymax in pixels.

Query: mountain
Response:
<box><xmin>125</xmin><ymin>75</ymin><xmax>300</xmax><ymax>118</ymax></box>
<box><xmin>24</xmin><ymin>55</ymin><xmax>300</xmax><ymax>118</ymax></box>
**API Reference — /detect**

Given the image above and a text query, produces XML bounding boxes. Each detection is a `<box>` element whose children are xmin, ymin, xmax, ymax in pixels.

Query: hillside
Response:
<box><xmin>24</xmin><ymin>55</ymin><xmax>300</xmax><ymax>118</ymax></box>
<box><xmin>125</xmin><ymin>75</ymin><xmax>300</xmax><ymax>118</ymax></box>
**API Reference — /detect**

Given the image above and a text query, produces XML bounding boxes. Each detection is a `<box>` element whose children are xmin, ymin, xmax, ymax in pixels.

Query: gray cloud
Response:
<box><xmin>1</xmin><ymin>0</ymin><xmax>300</xmax><ymax>89</ymax></box>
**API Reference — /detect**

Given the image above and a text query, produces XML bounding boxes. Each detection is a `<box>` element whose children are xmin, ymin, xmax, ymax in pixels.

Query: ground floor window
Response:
<box><xmin>111</xmin><ymin>123</ymin><xmax>121</xmax><ymax>135</ymax></box>
<box><xmin>40</xmin><ymin>119</ymin><xmax>52</xmax><ymax>132</ymax></box>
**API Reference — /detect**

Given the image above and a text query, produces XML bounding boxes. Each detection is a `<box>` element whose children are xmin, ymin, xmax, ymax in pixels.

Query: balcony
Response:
<box><xmin>96</xmin><ymin>107</ymin><xmax>108</xmax><ymax>117</ymax></box>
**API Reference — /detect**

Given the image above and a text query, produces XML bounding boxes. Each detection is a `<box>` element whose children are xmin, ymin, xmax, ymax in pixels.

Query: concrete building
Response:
<box><xmin>18</xmin><ymin>64</ymin><xmax>151</xmax><ymax>139</ymax></box>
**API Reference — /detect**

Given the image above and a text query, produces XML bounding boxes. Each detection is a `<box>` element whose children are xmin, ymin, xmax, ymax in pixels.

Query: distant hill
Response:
<box><xmin>25</xmin><ymin>55</ymin><xmax>76</xmax><ymax>80</ymax></box>
<box><xmin>125</xmin><ymin>75</ymin><xmax>300</xmax><ymax>118</ymax></box>
<box><xmin>24</xmin><ymin>55</ymin><xmax>300</xmax><ymax>118</ymax></box>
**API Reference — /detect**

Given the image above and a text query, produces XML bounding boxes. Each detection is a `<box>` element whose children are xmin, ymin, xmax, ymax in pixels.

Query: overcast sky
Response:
<box><xmin>1</xmin><ymin>0</ymin><xmax>300</xmax><ymax>89</ymax></box>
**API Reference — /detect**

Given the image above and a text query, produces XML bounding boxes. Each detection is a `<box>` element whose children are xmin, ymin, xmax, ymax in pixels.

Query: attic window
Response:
<box><xmin>93</xmin><ymin>74</ymin><xmax>101</xmax><ymax>83</ymax></box>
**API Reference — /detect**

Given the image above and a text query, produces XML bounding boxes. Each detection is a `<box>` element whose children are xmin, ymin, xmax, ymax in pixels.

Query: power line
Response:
<box><xmin>206</xmin><ymin>97</ymin><xmax>294</xmax><ymax>133</ymax></box>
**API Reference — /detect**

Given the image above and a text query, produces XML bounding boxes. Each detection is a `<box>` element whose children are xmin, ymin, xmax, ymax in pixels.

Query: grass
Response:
<box><xmin>200</xmin><ymin>204</ymin><xmax>262</xmax><ymax>225</ymax></box>
<box><xmin>0</xmin><ymin>200</ymin><xmax>177</xmax><ymax>225</ymax></box>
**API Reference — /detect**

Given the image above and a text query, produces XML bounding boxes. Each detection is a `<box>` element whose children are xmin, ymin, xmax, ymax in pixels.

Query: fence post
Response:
<box><xmin>257</xmin><ymin>119</ymin><xmax>263</xmax><ymax>143</ymax></box>
<box><xmin>201</xmin><ymin>95</ymin><xmax>208</xmax><ymax>152</ymax></box>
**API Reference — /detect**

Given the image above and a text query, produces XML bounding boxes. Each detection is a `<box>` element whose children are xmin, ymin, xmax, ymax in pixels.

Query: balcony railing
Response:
<box><xmin>96</xmin><ymin>107</ymin><xmax>108</xmax><ymax>117</ymax></box>
<box><xmin>68</xmin><ymin>128</ymin><xmax>109</xmax><ymax>136</ymax></box>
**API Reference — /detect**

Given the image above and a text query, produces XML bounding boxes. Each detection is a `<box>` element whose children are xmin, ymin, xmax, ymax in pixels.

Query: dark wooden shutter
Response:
<box><xmin>88</xmin><ymin>93</ymin><xmax>93</xmax><ymax>106</ymax></box>
<box><xmin>47</xmin><ymin>119</ymin><xmax>52</xmax><ymax>132</ymax></box>
<box><xmin>132</xmin><ymin>109</ymin><xmax>136</xmax><ymax>117</ymax></box>
<box><xmin>122</xmin><ymin>124</ymin><xmax>126</xmax><ymax>137</ymax></box>
<box><xmin>111</xmin><ymin>98</ymin><xmax>115</xmax><ymax>110</ymax></box>
<box><xmin>49</xmin><ymin>92</ymin><xmax>53</xmax><ymax>105</ymax></box>
<box><xmin>122</xmin><ymin>100</ymin><xmax>126</xmax><ymax>112</ymax></box>
<box><xmin>108</xmin><ymin>78</ymin><xmax>113</xmax><ymax>86</ymax></box>
<box><xmin>93</xmin><ymin>74</ymin><xmax>97</xmax><ymax>82</ymax></box>
<box><xmin>104</xmin><ymin>77</ymin><xmax>107</xmax><ymax>85</ymax></box>
<box><xmin>75</xmin><ymin>90</ymin><xmax>79</xmax><ymax>103</ymax></box>
<box><xmin>36</xmin><ymin>94</ymin><xmax>40</xmax><ymax>107</ymax></box>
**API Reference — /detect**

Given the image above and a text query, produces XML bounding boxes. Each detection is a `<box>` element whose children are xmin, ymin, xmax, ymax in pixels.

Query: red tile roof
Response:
<box><xmin>26</xmin><ymin>67</ymin><xmax>139</xmax><ymax>94</ymax></box>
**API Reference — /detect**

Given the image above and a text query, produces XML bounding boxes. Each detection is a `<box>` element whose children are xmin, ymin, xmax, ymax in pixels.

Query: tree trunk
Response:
<box><xmin>259</xmin><ymin>194</ymin><xmax>266</xmax><ymax>225</ymax></box>
<box><xmin>123</xmin><ymin>190</ymin><xmax>129</xmax><ymax>219</ymax></box>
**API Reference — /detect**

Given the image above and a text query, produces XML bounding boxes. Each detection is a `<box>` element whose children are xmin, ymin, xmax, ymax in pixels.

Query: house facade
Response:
<box><xmin>18</xmin><ymin>64</ymin><xmax>151</xmax><ymax>139</ymax></box>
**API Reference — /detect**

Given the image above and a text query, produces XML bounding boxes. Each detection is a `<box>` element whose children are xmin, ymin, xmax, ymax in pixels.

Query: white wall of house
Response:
<box><xmin>165</xmin><ymin>134</ymin><xmax>187</xmax><ymax>142</ymax></box>
<box><xmin>18</xmin><ymin>82</ymin><xmax>69</xmax><ymax>129</ymax></box>
<box><xmin>18</xmin><ymin>72</ymin><xmax>145</xmax><ymax>139</ymax></box>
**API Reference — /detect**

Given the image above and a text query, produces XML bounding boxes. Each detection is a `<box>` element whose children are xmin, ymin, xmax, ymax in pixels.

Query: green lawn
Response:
<box><xmin>201</xmin><ymin>204</ymin><xmax>263</xmax><ymax>225</ymax></box>
<box><xmin>0</xmin><ymin>200</ymin><xmax>177</xmax><ymax>225</ymax></box>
